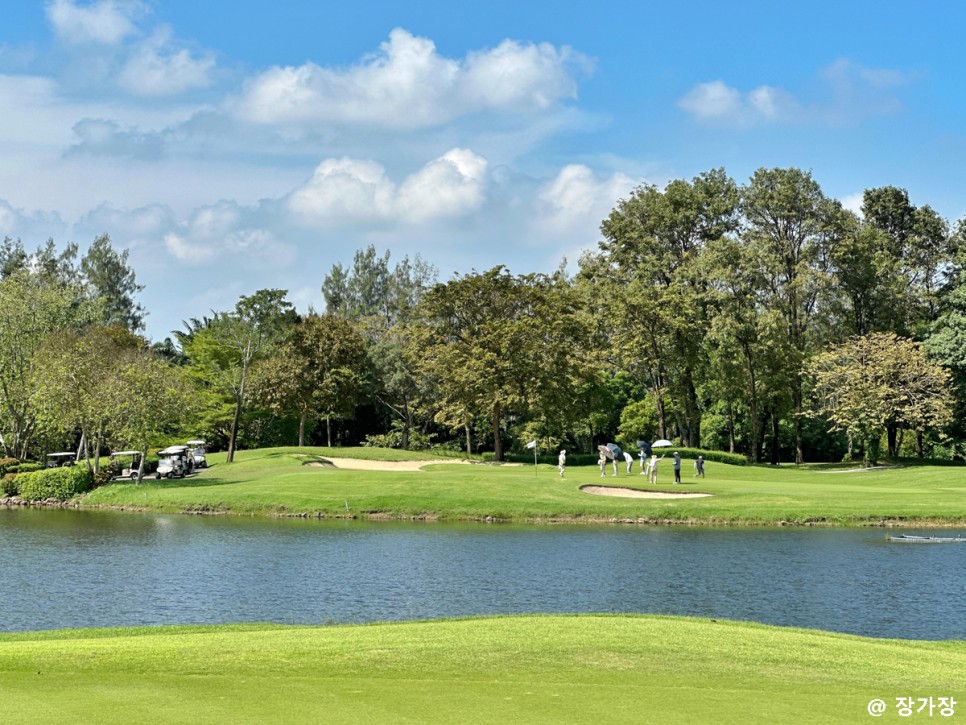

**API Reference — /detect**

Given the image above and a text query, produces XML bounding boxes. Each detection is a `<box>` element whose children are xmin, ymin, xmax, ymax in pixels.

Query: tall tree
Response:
<box><xmin>80</xmin><ymin>234</ymin><xmax>146</xmax><ymax>332</ymax></box>
<box><xmin>31</xmin><ymin>326</ymin><xmax>145</xmax><ymax>473</ymax></box>
<box><xmin>206</xmin><ymin>289</ymin><xmax>294</xmax><ymax>462</ymax></box>
<box><xmin>741</xmin><ymin>167</ymin><xmax>848</xmax><ymax>463</ymax></box>
<box><xmin>411</xmin><ymin>267</ymin><xmax>590</xmax><ymax>460</ymax></box>
<box><xmin>0</xmin><ymin>270</ymin><xmax>98</xmax><ymax>458</ymax></box>
<box><xmin>595</xmin><ymin>168</ymin><xmax>740</xmax><ymax>446</ymax></box>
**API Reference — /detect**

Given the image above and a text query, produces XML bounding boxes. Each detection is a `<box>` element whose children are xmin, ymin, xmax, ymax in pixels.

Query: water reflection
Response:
<box><xmin>2</xmin><ymin>508</ymin><xmax>964</xmax><ymax>639</ymax></box>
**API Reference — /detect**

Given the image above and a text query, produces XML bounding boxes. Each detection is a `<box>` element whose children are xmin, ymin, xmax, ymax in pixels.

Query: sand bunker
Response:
<box><xmin>315</xmin><ymin>457</ymin><xmax>467</xmax><ymax>472</ymax></box>
<box><xmin>580</xmin><ymin>484</ymin><xmax>712</xmax><ymax>499</ymax></box>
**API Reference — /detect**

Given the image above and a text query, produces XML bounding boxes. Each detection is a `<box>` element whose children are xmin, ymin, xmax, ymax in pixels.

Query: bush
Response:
<box><xmin>1</xmin><ymin>473</ymin><xmax>17</xmax><ymax>497</ymax></box>
<box><xmin>16</xmin><ymin>466</ymin><xmax>94</xmax><ymax>502</ymax></box>
<box><xmin>10</xmin><ymin>462</ymin><xmax>42</xmax><ymax>474</ymax></box>
<box><xmin>0</xmin><ymin>457</ymin><xmax>19</xmax><ymax>476</ymax></box>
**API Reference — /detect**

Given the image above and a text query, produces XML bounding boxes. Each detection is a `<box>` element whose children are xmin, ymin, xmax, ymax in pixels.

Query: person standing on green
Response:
<box><xmin>673</xmin><ymin>452</ymin><xmax>682</xmax><ymax>484</ymax></box>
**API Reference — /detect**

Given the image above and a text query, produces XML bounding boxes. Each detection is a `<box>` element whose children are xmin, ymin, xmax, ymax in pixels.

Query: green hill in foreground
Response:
<box><xmin>1</xmin><ymin>615</ymin><xmax>961</xmax><ymax>724</ymax></box>
<box><xmin>76</xmin><ymin>446</ymin><xmax>966</xmax><ymax>526</ymax></box>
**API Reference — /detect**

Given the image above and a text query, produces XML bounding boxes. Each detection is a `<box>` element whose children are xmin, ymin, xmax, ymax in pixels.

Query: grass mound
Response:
<box><xmin>1</xmin><ymin>615</ymin><xmax>962</xmax><ymax>723</ymax></box>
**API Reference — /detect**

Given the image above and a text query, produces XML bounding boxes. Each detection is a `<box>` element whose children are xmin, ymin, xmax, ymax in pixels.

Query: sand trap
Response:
<box><xmin>314</xmin><ymin>457</ymin><xmax>469</xmax><ymax>472</ymax></box>
<box><xmin>826</xmin><ymin>465</ymin><xmax>902</xmax><ymax>473</ymax></box>
<box><xmin>580</xmin><ymin>484</ymin><xmax>712</xmax><ymax>499</ymax></box>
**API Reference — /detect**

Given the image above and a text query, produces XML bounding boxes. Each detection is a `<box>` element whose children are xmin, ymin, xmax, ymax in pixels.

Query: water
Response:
<box><xmin>2</xmin><ymin>508</ymin><xmax>964</xmax><ymax>639</ymax></box>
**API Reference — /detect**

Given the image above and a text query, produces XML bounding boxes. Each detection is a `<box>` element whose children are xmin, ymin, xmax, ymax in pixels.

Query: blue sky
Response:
<box><xmin>1</xmin><ymin>1</ymin><xmax>965</xmax><ymax>341</ymax></box>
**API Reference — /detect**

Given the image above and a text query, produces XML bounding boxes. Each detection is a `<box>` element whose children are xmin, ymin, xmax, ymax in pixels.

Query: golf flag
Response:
<box><xmin>526</xmin><ymin>440</ymin><xmax>537</xmax><ymax>449</ymax></box>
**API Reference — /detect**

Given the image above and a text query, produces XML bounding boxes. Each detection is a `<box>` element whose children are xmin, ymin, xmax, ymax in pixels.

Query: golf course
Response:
<box><xmin>5</xmin><ymin>448</ymin><xmax>965</xmax><ymax>723</ymax></box>
<box><xmin>71</xmin><ymin>446</ymin><xmax>966</xmax><ymax>527</ymax></box>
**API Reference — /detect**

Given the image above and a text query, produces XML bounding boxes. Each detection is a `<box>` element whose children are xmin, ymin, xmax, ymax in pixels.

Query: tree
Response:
<box><xmin>0</xmin><ymin>269</ymin><xmax>99</xmax><ymax>458</ymax></box>
<box><xmin>806</xmin><ymin>333</ymin><xmax>953</xmax><ymax>463</ymax></box>
<box><xmin>322</xmin><ymin>246</ymin><xmax>438</xmax><ymax>447</ymax></box>
<box><xmin>80</xmin><ymin>234</ymin><xmax>146</xmax><ymax>332</ymax></box>
<box><xmin>411</xmin><ymin>267</ymin><xmax>590</xmax><ymax>460</ymax></box>
<box><xmin>31</xmin><ymin>326</ymin><xmax>145</xmax><ymax>473</ymax></box>
<box><xmin>742</xmin><ymin>167</ymin><xmax>849</xmax><ymax>463</ymax></box>
<box><xmin>249</xmin><ymin>314</ymin><xmax>368</xmax><ymax>447</ymax></box>
<box><xmin>108</xmin><ymin>353</ymin><xmax>196</xmax><ymax>483</ymax></box>
<box><xmin>207</xmin><ymin>290</ymin><xmax>294</xmax><ymax>462</ymax></box>
<box><xmin>594</xmin><ymin>168</ymin><xmax>740</xmax><ymax>447</ymax></box>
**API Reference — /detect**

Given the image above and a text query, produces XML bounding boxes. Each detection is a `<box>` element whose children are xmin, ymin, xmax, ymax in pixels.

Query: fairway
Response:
<box><xmin>1</xmin><ymin>615</ymin><xmax>962</xmax><ymax>724</ymax></box>
<box><xmin>77</xmin><ymin>447</ymin><xmax>966</xmax><ymax>526</ymax></box>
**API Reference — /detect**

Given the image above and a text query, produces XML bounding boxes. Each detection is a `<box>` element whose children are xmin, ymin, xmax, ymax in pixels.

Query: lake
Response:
<box><xmin>2</xmin><ymin>508</ymin><xmax>964</xmax><ymax>639</ymax></box>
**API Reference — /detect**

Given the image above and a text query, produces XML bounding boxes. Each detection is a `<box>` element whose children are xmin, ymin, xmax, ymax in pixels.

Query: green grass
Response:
<box><xmin>0</xmin><ymin>615</ymin><xmax>961</xmax><ymax>724</ymax></box>
<box><xmin>76</xmin><ymin>446</ymin><xmax>966</xmax><ymax>526</ymax></box>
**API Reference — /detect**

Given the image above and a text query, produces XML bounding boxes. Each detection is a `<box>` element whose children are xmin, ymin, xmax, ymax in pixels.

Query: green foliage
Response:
<box><xmin>364</xmin><ymin>421</ymin><xmax>435</xmax><ymax>450</ymax></box>
<box><xmin>1</xmin><ymin>473</ymin><xmax>17</xmax><ymax>496</ymax></box>
<box><xmin>9</xmin><ymin>462</ymin><xmax>41</xmax><ymax>474</ymax></box>
<box><xmin>0</xmin><ymin>457</ymin><xmax>19</xmax><ymax>476</ymax></box>
<box><xmin>16</xmin><ymin>466</ymin><xmax>93</xmax><ymax>501</ymax></box>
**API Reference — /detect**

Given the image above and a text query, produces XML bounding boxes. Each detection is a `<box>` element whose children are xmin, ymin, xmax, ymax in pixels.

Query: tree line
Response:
<box><xmin>2</xmin><ymin>166</ymin><xmax>963</xmax><ymax>468</ymax></box>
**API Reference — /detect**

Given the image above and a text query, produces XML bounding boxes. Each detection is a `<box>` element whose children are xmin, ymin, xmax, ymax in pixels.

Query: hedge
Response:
<box><xmin>1</xmin><ymin>473</ymin><xmax>17</xmax><ymax>497</ymax></box>
<box><xmin>484</xmin><ymin>447</ymin><xmax>748</xmax><ymax>467</ymax></box>
<box><xmin>16</xmin><ymin>466</ymin><xmax>94</xmax><ymax>502</ymax></box>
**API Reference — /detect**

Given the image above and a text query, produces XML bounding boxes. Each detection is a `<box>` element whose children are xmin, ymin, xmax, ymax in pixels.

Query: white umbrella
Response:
<box><xmin>651</xmin><ymin>439</ymin><xmax>673</xmax><ymax>448</ymax></box>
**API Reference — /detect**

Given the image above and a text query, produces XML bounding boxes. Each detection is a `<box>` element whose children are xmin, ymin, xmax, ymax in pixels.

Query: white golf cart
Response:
<box><xmin>46</xmin><ymin>452</ymin><xmax>76</xmax><ymax>468</ymax></box>
<box><xmin>109</xmin><ymin>450</ymin><xmax>142</xmax><ymax>481</ymax></box>
<box><xmin>186</xmin><ymin>440</ymin><xmax>208</xmax><ymax>469</ymax></box>
<box><xmin>156</xmin><ymin>445</ymin><xmax>192</xmax><ymax>479</ymax></box>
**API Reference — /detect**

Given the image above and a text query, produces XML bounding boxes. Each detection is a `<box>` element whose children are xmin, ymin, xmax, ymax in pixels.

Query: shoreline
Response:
<box><xmin>4</xmin><ymin>496</ymin><xmax>965</xmax><ymax>528</ymax></box>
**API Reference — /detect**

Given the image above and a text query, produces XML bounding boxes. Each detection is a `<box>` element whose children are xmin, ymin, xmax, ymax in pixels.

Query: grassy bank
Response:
<box><xmin>1</xmin><ymin>615</ymin><xmax>962</xmax><ymax>724</ymax></box>
<box><xmin>75</xmin><ymin>446</ymin><xmax>966</xmax><ymax>526</ymax></box>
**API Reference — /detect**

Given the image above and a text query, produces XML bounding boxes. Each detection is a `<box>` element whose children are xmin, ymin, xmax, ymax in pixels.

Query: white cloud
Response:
<box><xmin>534</xmin><ymin>164</ymin><xmax>633</xmax><ymax>236</ymax></box>
<box><xmin>118</xmin><ymin>27</ymin><xmax>215</xmax><ymax>96</ymax></box>
<box><xmin>397</xmin><ymin>149</ymin><xmax>488</xmax><ymax>222</ymax></box>
<box><xmin>163</xmin><ymin>204</ymin><xmax>293</xmax><ymax>269</ymax></box>
<box><xmin>234</xmin><ymin>28</ymin><xmax>586</xmax><ymax>129</ymax></box>
<box><xmin>287</xmin><ymin>148</ymin><xmax>489</xmax><ymax>225</ymax></box>
<box><xmin>164</xmin><ymin>232</ymin><xmax>213</xmax><ymax>263</ymax></box>
<box><xmin>840</xmin><ymin>192</ymin><xmax>865</xmax><ymax>217</ymax></box>
<box><xmin>678</xmin><ymin>59</ymin><xmax>910</xmax><ymax>126</ymax></box>
<box><xmin>678</xmin><ymin>80</ymin><xmax>797</xmax><ymax>125</ymax></box>
<box><xmin>45</xmin><ymin>0</ymin><xmax>142</xmax><ymax>45</ymax></box>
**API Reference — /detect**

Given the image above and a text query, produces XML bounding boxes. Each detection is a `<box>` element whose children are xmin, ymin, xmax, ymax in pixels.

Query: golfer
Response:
<box><xmin>649</xmin><ymin>454</ymin><xmax>663</xmax><ymax>484</ymax></box>
<box><xmin>673</xmin><ymin>452</ymin><xmax>682</xmax><ymax>484</ymax></box>
<box><xmin>694</xmin><ymin>455</ymin><xmax>705</xmax><ymax>478</ymax></box>
<box><xmin>598</xmin><ymin>450</ymin><xmax>607</xmax><ymax>477</ymax></box>
<box><xmin>558</xmin><ymin>449</ymin><xmax>567</xmax><ymax>478</ymax></box>
<box><xmin>623</xmin><ymin>450</ymin><xmax>634</xmax><ymax>474</ymax></box>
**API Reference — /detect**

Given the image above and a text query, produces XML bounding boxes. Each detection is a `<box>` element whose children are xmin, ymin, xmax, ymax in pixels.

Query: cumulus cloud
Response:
<box><xmin>45</xmin><ymin>0</ymin><xmax>142</xmax><ymax>45</ymax></box>
<box><xmin>235</xmin><ymin>28</ymin><xmax>587</xmax><ymax>129</ymax></box>
<box><xmin>118</xmin><ymin>27</ymin><xmax>215</xmax><ymax>96</ymax></box>
<box><xmin>163</xmin><ymin>201</ymin><xmax>294</xmax><ymax>269</ymax></box>
<box><xmin>534</xmin><ymin>164</ymin><xmax>633</xmax><ymax>236</ymax></box>
<box><xmin>678</xmin><ymin>59</ymin><xmax>911</xmax><ymax>126</ymax></box>
<box><xmin>287</xmin><ymin>148</ymin><xmax>489</xmax><ymax>225</ymax></box>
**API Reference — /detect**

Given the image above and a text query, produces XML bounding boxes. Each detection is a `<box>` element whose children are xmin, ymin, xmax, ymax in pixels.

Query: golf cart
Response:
<box><xmin>186</xmin><ymin>440</ymin><xmax>207</xmax><ymax>469</ymax></box>
<box><xmin>109</xmin><ymin>451</ymin><xmax>142</xmax><ymax>481</ymax></box>
<box><xmin>46</xmin><ymin>452</ymin><xmax>76</xmax><ymax>468</ymax></box>
<box><xmin>156</xmin><ymin>446</ymin><xmax>192</xmax><ymax>479</ymax></box>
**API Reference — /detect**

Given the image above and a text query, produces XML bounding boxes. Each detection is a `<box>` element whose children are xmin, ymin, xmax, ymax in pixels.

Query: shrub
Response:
<box><xmin>16</xmin><ymin>466</ymin><xmax>94</xmax><ymax>502</ymax></box>
<box><xmin>0</xmin><ymin>457</ymin><xmax>19</xmax><ymax>476</ymax></box>
<box><xmin>1</xmin><ymin>473</ymin><xmax>17</xmax><ymax>497</ymax></box>
<box><xmin>10</xmin><ymin>463</ymin><xmax>42</xmax><ymax>474</ymax></box>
